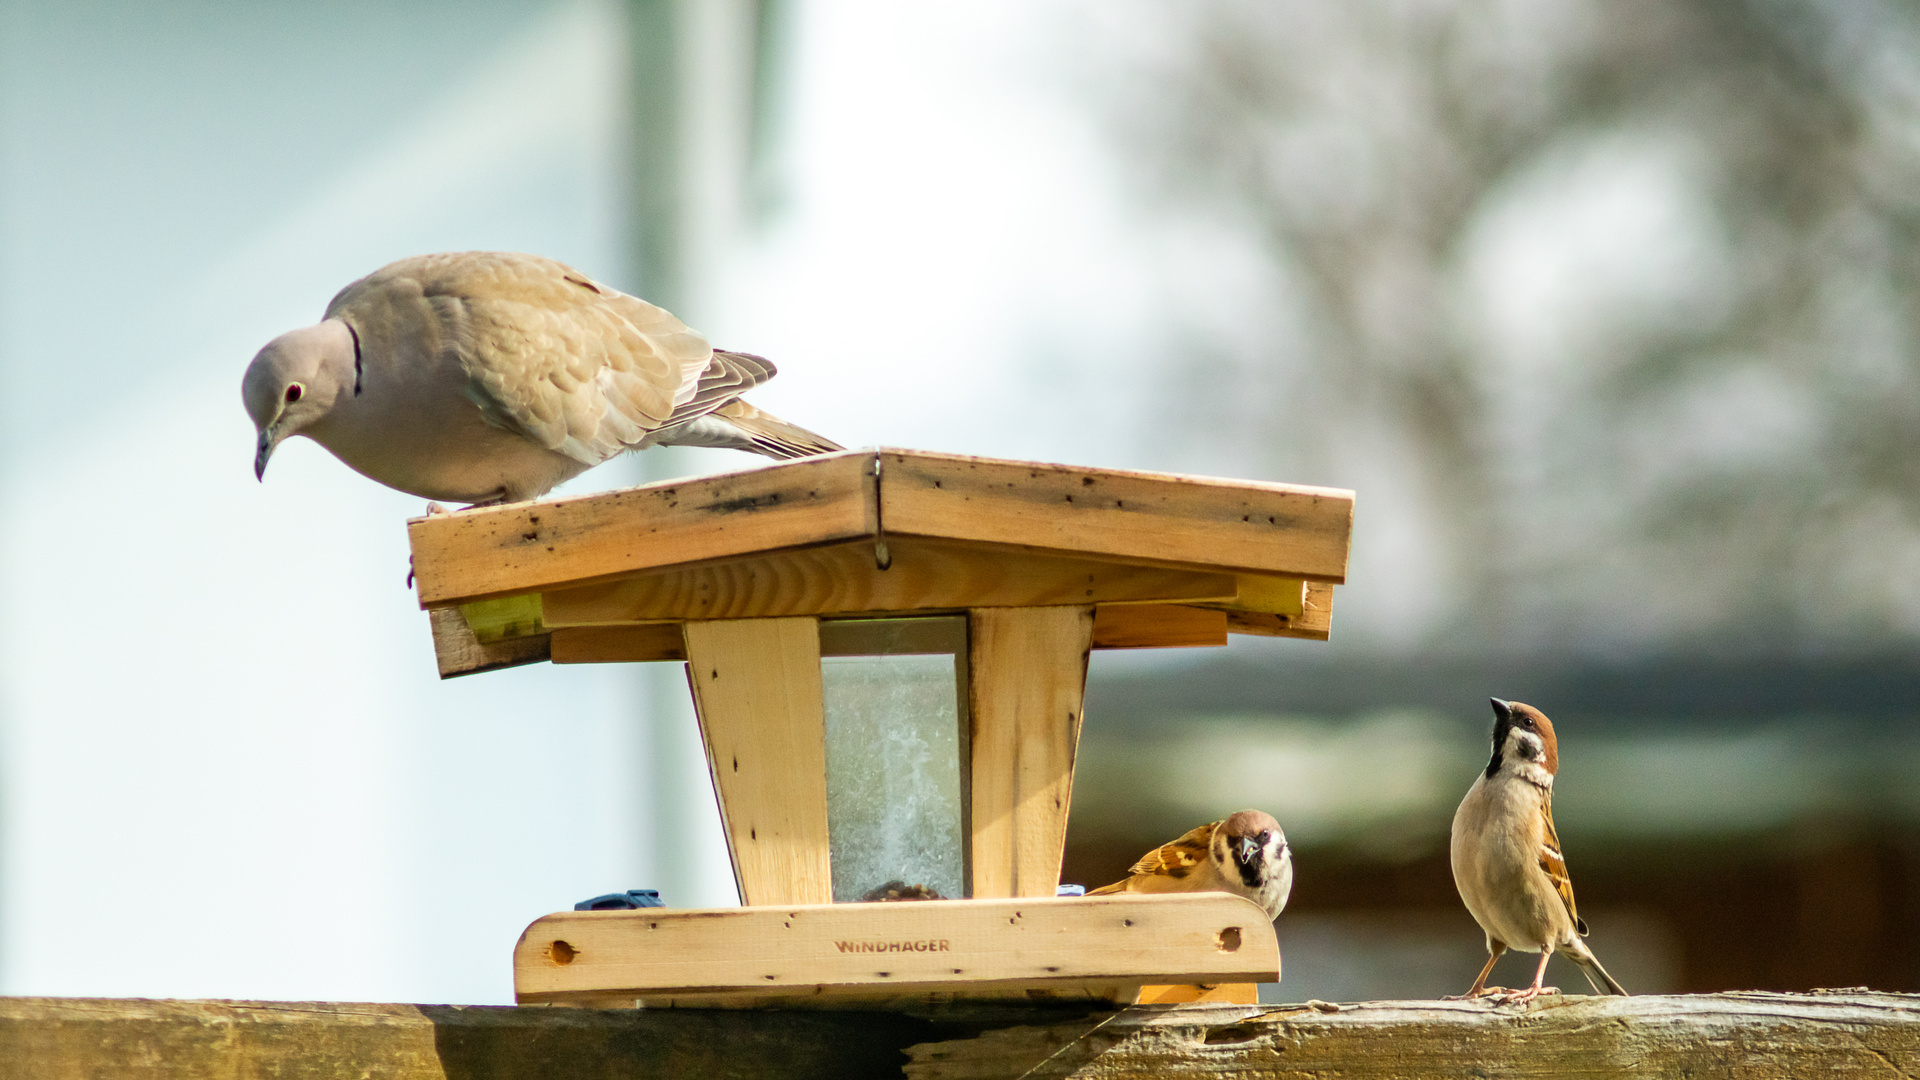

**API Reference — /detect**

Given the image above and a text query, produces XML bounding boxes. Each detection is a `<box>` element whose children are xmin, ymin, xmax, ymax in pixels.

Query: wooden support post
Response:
<box><xmin>967</xmin><ymin>605</ymin><xmax>1095</xmax><ymax>899</ymax></box>
<box><xmin>683</xmin><ymin>617</ymin><xmax>832</xmax><ymax>906</ymax></box>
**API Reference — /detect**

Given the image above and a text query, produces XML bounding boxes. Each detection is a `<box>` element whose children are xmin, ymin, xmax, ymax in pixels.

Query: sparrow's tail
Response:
<box><xmin>709</xmin><ymin>399</ymin><xmax>844</xmax><ymax>459</ymax></box>
<box><xmin>1085</xmin><ymin>879</ymin><xmax>1129</xmax><ymax>897</ymax></box>
<box><xmin>1566</xmin><ymin>944</ymin><xmax>1629</xmax><ymax>996</ymax></box>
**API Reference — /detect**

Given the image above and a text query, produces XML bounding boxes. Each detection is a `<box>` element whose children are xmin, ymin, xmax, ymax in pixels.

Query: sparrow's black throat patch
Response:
<box><xmin>1484</xmin><ymin>697</ymin><xmax>1514</xmax><ymax>779</ymax></box>
<box><xmin>1233</xmin><ymin>835</ymin><xmax>1268</xmax><ymax>888</ymax></box>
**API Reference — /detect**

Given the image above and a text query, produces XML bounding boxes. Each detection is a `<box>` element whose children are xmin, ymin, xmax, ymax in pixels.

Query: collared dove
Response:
<box><xmin>242</xmin><ymin>251</ymin><xmax>841</xmax><ymax>506</ymax></box>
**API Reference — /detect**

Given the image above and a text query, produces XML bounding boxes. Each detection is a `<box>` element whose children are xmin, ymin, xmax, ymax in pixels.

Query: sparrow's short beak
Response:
<box><xmin>1237</xmin><ymin>836</ymin><xmax>1259</xmax><ymax>864</ymax></box>
<box><xmin>255</xmin><ymin>428</ymin><xmax>277</xmax><ymax>481</ymax></box>
<box><xmin>1490</xmin><ymin>697</ymin><xmax>1513</xmax><ymax>722</ymax></box>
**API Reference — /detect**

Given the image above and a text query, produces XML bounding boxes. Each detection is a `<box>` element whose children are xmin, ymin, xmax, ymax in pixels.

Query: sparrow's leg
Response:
<box><xmin>1445</xmin><ymin>946</ymin><xmax>1508</xmax><ymax>1000</ymax></box>
<box><xmin>1493</xmin><ymin>948</ymin><xmax>1560</xmax><ymax>1005</ymax></box>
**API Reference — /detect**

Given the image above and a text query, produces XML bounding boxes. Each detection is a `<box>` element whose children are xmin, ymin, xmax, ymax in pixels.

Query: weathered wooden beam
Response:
<box><xmin>0</xmin><ymin>996</ymin><xmax>933</xmax><ymax>1080</ymax></box>
<box><xmin>2</xmin><ymin>994</ymin><xmax>1912</xmax><ymax>1079</ymax></box>
<box><xmin>903</xmin><ymin>992</ymin><xmax>1920</xmax><ymax>1078</ymax></box>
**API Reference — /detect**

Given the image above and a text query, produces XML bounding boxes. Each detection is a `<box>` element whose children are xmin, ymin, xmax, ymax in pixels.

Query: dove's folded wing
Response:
<box><xmin>328</xmin><ymin>251</ymin><xmax>768</xmax><ymax>467</ymax></box>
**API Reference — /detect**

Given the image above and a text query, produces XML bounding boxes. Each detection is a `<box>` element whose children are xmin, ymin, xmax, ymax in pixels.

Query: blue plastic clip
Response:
<box><xmin>1055</xmin><ymin>884</ymin><xmax>1086</xmax><ymax>897</ymax></box>
<box><xmin>574</xmin><ymin>889</ymin><xmax>665</xmax><ymax>911</ymax></box>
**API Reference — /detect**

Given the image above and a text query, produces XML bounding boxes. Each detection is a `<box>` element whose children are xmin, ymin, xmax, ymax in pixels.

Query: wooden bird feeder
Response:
<box><xmin>406</xmin><ymin>449</ymin><xmax>1353</xmax><ymax>1008</ymax></box>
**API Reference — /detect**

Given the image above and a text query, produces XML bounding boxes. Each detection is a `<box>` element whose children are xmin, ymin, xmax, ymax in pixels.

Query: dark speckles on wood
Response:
<box><xmin>703</xmin><ymin>491</ymin><xmax>785</xmax><ymax>514</ymax></box>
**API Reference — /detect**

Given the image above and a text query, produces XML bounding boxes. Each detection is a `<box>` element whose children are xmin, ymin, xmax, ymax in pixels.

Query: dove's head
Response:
<box><xmin>243</xmin><ymin>319</ymin><xmax>357</xmax><ymax>480</ymax></box>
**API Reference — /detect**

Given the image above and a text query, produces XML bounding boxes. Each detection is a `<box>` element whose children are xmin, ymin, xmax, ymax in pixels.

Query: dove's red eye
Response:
<box><xmin>285</xmin><ymin>384</ymin><xmax>304</xmax><ymax>404</ymax></box>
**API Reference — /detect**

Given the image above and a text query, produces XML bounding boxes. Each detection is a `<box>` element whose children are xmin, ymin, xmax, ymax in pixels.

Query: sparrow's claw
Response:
<box><xmin>1442</xmin><ymin>986</ymin><xmax>1510</xmax><ymax>1001</ymax></box>
<box><xmin>1490</xmin><ymin>985</ymin><xmax>1559</xmax><ymax>1006</ymax></box>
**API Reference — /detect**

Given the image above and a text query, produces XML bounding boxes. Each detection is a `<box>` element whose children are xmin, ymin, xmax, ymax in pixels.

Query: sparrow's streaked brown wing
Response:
<box><xmin>1087</xmin><ymin>820</ymin><xmax>1220</xmax><ymax>895</ymax></box>
<box><xmin>1538</xmin><ymin>794</ymin><xmax>1588</xmax><ymax>935</ymax></box>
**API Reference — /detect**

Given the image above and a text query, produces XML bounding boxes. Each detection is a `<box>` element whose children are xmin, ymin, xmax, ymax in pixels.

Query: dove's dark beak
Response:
<box><xmin>255</xmin><ymin>428</ymin><xmax>276</xmax><ymax>481</ymax></box>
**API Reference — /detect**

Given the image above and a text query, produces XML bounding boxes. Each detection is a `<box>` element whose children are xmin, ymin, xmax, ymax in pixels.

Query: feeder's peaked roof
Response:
<box><xmin>407</xmin><ymin>448</ymin><xmax>1354</xmax><ymax>677</ymax></box>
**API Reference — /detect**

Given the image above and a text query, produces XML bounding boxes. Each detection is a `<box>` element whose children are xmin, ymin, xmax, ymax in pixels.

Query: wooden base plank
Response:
<box><xmin>512</xmin><ymin>894</ymin><xmax>1278</xmax><ymax>1007</ymax></box>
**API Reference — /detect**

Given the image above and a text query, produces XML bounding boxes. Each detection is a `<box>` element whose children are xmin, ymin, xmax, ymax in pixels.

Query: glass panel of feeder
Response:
<box><xmin>820</xmin><ymin>618</ymin><xmax>967</xmax><ymax>903</ymax></box>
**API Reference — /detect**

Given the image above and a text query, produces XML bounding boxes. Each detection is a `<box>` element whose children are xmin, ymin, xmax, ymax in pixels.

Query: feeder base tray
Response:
<box><xmin>513</xmin><ymin>894</ymin><xmax>1278</xmax><ymax>1009</ymax></box>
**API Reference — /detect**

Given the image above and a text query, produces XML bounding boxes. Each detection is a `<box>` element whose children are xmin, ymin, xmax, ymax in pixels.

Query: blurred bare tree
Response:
<box><xmin>1086</xmin><ymin>0</ymin><xmax>1920</xmax><ymax>655</ymax></box>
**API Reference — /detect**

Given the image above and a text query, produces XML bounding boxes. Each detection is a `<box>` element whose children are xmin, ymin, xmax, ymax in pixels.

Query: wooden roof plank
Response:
<box><xmin>878</xmin><ymin>450</ymin><xmax>1353</xmax><ymax>583</ymax></box>
<box><xmin>408</xmin><ymin>450</ymin><xmax>877</xmax><ymax>608</ymax></box>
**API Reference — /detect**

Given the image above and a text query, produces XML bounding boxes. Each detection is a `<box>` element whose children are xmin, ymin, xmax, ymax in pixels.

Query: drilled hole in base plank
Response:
<box><xmin>549</xmin><ymin>940</ymin><xmax>577</xmax><ymax>965</ymax></box>
<box><xmin>1216</xmin><ymin>926</ymin><xmax>1242</xmax><ymax>953</ymax></box>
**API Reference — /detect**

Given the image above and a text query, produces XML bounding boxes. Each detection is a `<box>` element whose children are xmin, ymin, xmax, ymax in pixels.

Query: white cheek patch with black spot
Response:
<box><xmin>1509</xmin><ymin>731</ymin><xmax>1544</xmax><ymax>763</ymax></box>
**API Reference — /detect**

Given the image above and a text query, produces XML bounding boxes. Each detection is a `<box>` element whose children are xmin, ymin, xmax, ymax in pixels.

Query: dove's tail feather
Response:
<box><xmin>707</xmin><ymin>399</ymin><xmax>844</xmax><ymax>459</ymax></box>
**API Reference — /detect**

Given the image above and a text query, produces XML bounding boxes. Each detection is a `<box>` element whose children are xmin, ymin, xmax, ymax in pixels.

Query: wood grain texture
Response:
<box><xmin>512</xmin><ymin>895</ymin><xmax>1278</xmax><ymax>1006</ymax></box>
<box><xmin>429</xmin><ymin>607</ymin><xmax>550</xmax><ymax>678</ymax></box>
<box><xmin>880</xmin><ymin>451</ymin><xmax>1353</xmax><ymax>583</ymax></box>
<box><xmin>4</xmin><ymin>993</ymin><xmax>1914</xmax><ymax>1078</ymax></box>
<box><xmin>968</xmin><ymin>606</ymin><xmax>1096</xmax><ymax>899</ymax></box>
<box><xmin>0</xmin><ymin>996</ymin><xmax>927</xmax><ymax>1080</ymax></box>
<box><xmin>408</xmin><ymin>451</ymin><xmax>876</xmax><ymax>607</ymax></box>
<box><xmin>903</xmin><ymin>992</ymin><xmax>1920</xmax><ymax>1079</ymax></box>
<box><xmin>550</xmin><ymin>623</ymin><xmax>685</xmax><ymax>663</ymax></box>
<box><xmin>540</xmin><ymin>539</ymin><xmax>1237</xmax><ymax>626</ymax></box>
<box><xmin>1090</xmin><ymin>605</ymin><xmax>1228</xmax><ymax>650</ymax></box>
<box><xmin>683</xmin><ymin>618</ymin><xmax>832</xmax><ymax>907</ymax></box>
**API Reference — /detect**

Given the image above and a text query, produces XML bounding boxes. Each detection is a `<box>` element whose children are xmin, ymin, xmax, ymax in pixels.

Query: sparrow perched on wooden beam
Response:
<box><xmin>1449</xmin><ymin>698</ymin><xmax>1628</xmax><ymax>1003</ymax></box>
<box><xmin>1089</xmin><ymin>810</ymin><xmax>1293</xmax><ymax>919</ymax></box>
